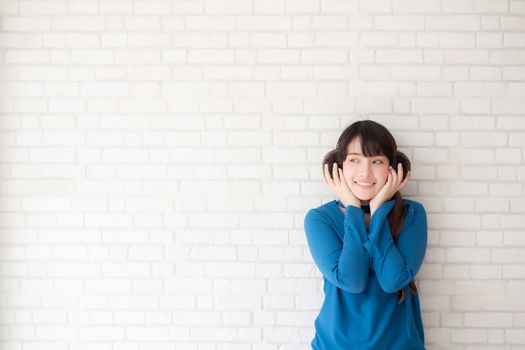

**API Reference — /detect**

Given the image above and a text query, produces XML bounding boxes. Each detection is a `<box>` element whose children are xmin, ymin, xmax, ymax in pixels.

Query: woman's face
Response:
<box><xmin>342</xmin><ymin>137</ymin><xmax>390</xmax><ymax>203</ymax></box>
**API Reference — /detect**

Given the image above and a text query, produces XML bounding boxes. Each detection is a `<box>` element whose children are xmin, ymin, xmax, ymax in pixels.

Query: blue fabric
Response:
<box><xmin>304</xmin><ymin>198</ymin><xmax>428</xmax><ymax>350</ymax></box>
<box><xmin>336</xmin><ymin>199</ymin><xmax>370</xmax><ymax>213</ymax></box>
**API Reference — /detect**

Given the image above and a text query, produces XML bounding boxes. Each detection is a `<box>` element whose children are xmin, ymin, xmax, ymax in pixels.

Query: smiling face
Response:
<box><xmin>342</xmin><ymin>137</ymin><xmax>390</xmax><ymax>205</ymax></box>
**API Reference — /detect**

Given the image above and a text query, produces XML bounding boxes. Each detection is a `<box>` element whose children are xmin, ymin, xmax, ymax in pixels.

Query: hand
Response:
<box><xmin>323</xmin><ymin>163</ymin><xmax>361</xmax><ymax>209</ymax></box>
<box><xmin>369</xmin><ymin>162</ymin><xmax>411</xmax><ymax>216</ymax></box>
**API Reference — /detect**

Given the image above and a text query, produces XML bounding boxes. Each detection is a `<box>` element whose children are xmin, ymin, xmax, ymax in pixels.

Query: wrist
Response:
<box><xmin>337</xmin><ymin>199</ymin><xmax>359</xmax><ymax>209</ymax></box>
<box><xmin>370</xmin><ymin>199</ymin><xmax>396</xmax><ymax>217</ymax></box>
<box><xmin>345</xmin><ymin>200</ymin><xmax>360</xmax><ymax>209</ymax></box>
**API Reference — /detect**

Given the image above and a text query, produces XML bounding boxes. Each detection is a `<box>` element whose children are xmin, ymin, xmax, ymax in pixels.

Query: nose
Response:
<box><xmin>358</xmin><ymin>161</ymin><xmax>372</xmax><ymax>178</ymax></box>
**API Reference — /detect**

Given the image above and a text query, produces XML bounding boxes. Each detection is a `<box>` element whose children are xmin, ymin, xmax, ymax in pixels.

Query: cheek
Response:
<box><xmin>376</xmin><ymin>168</ymin><xmax>390</xmax><ymax>183</ymax></box>
<box><xmin>343</xmin><ymin>164</ymin><xmax>356</xmax><ymax>178</ymax></box>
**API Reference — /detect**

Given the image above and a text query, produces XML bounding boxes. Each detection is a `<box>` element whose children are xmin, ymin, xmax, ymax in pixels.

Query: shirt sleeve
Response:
<box><xmin>304</xmin><ymin>206</ymin><xmax>370</xmax><ymax>293</ymax></box>
<box><xmin>362</xmin><ymin>199</ymin><xmax>428</xmax><ymax>294</ymax></box>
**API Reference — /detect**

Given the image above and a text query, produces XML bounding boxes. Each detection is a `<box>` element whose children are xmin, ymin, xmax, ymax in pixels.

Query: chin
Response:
<box><xmin>354</xmin><ymin>193</ymin><xmax>374</xmax><ymax>201</ymax></box>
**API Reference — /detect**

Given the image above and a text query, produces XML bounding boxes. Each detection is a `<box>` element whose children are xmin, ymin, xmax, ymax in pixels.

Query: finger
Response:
<box><xmin>394</xmin><ymin>167</ymin><xmax>402</xmax><ymax>186</ymax></box>
<box><xmin>390</xmin><ymin>166</ymin><xmax>399</xmax><ymax>184</ymax></box>
<box><xmin>386</xmin><ymin>169</ymin><xmax>398</xmax><ymax>193</ymax></box>
<box><xmin>332</xmin><ymin>163</ymin><xmax>340</xmax><ymax>184</ymax></box>
<box><xmin>397</xmin><ymin>162</ymin><xmax>402</xmax><ymax>174</ymax></box>
<box><xmin>324</xmin><ymin>163</ymin><xmax>334</xmax><ymax>186</ymax></box>
<box><xmin>323</xmin><ymin>164</ymin><xmax>332</xmax><ymax>185</ymax></box>
<box><xmin>397</xmin><ymin>163</ymin><xmax>404</xmax><ymax>182</ymax></box>
<box><xmin>395</xmin><ymin>170</ymin><xmax>410</xmax><ymax>192</ymax></box>
<box><xmin>338</xmin><ymin>168</ymin><xmax>346</xmax><ymax>187</ymax></box>
<box><xmin>399</xmin><ymin>170</ymin><xmax>411</xmax><ymax>188</ymax></box>
<box><xmin>387</xmin><ymin>167</ymin><xmax>395</xmax><ymax>182</ymax></box>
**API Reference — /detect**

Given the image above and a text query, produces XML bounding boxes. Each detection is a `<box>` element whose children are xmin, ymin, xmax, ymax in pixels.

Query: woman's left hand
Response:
<box><xmin>369</xmin><ymin>163</ymin><xmax>411</xmax><ymax>216</ymax></box>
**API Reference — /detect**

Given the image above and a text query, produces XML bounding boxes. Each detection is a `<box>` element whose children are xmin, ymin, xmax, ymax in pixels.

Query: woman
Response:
<box><xmin>304</xmin><ymin>120</ymin><xmax>427</xmax><ymax>350</ymax></box>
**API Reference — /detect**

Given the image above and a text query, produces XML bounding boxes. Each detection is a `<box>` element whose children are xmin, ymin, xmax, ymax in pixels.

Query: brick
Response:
<box><xmin>417</xmin><ymin>82</ymin><xmax>452</xmax><ymax>96</ymax></box>
<box><xmin>506</xmin><ymin>329</ymin><xmax>525</xmax><ymax>343</ymax></box>
<box><xmin>52</xmin><ymin>16</ymin><xmax>105</xmax><ymax>31</ymax></box>
<box><xmin>493</xmin><ymin>247</ymin><xmax>525</xmax><ymax>262</ymax></box>
<box><xmin>504</xmin><ymin>33</ymin><xmax>525</xmax><ymax>47</ymax></box>
<box><xmin>502</xmin><ymin>15</ymin><xmax>525</xmax><ymax>29</ymax></box>
<box><xmin>504</xmin><ymin>265</ymin><xmax>525</xmax><ymax>278</ymax></box>
<box><xmin>471</xmin><ymin>66</ymin><xmax>502</xmax><ymax>80</ymax></box>
<box><xmin>438</xmin><ymin>32</ymin><xmax>475</xmax><ymax>47</ymax></box>
<box><xmin>3</xmin><ymin>16</ymin><xmax>51</xmax><ymax>31</ymax></box>
<box><xmin>312</xmin><ymin>16</ymin><xmax>348</xmax><ymax>30</ymax></box>
<box><xmin>476</xmin><ymin>32</ymin><xmax>503</xmax><ymax>48</ymax></box>
<box><xmin>426</xmin><ymin>15</ymin><xmax>481</xmax><ymax>30</ymax></box>
<box><xmin>491</xmin><ymin>50</ymin><xmax>525</xmax><ymax>64</ymax></box>
<box><xmin>301</xmin><ymin>48</ymin><xmax>347</xmax><ymax>63</ymax></box>
<box><xmin>413</xmin><ymin>98</ymin><xmax>459</xmax><ymax>113</ymax></box>
<box><xmin>375</xmin><ymin>15</ymin><xmax>425</xmax><ymax>30</ymax></box>
<box><xmin>21</xmin><ymin>1</ymin><xmax>66</xmax><ymax>14</ymax></box>
<box><xmin>503</xmin><ymin>67</ymin><xmax>525</xmax><ymax>80</ymax></box>
<box><xmin>68</xmin><ymin>1</ymin><xmax>99</xmax><ymax>13</ymax></box>
<box><xmin>133</xmin><ymin>1</ymin><xmax>171</xmax><ymax>14</ymax></box>
<box><xmin>443</xmin><ymin>0</ymin><xmax>474</xmax><ymax>13</ymax></box>
<box><xmin>447</xmin><ymin>248</ymin><xmax>490</xmax><ymax>262</ymax></box>
<box><xmin>446</xmin><ymin>49</ymin><xmax>490</xmax><ymax>63</ymax></box>
<box><xmin>393</xmin><ymin>66</ymin><xmax>442</xmax><ymax>80</ymax></box>
<box><xmin>460</xmin><ymin>131</ymin><xmax>507</xmax><ymax>147</ymax></box>
<box><xmin>451</xmin><ymin>329</ymin><xmax>487</xmax><ymax>343</ymax></box>
<box><xmin>215</xmin><ymin>294</ymin><xmax>261</xmax><ymax>310</ymax></box>
<box><xmin>475</xmin><ymin>0</ymin><xmax>510</xmax><ymax>13</ymax></box>
<box><xmin>253</xmin><ymin>0</ymin><xmax>286</xmax><ymax>13</ymax></box>
<box><xmin>377</xmin><ymin>49</ymin><xmax>422</xmax><ymax>63</ymax></box>
<box><xmin>128</xmin><ymin>33</ymin><xmax>171</xmax><ymax>47</ymax></box>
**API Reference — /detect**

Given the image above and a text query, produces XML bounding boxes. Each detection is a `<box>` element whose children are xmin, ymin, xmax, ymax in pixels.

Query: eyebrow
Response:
<box><xmin>347</xmin><ymin>152</ymin><xmax>386</xmax><ymax>158</ymax></box>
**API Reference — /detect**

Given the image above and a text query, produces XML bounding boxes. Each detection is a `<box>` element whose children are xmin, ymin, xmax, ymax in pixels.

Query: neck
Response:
<box><xmin>361</xmin><ymin>200</ymin><xmax>369</xmax><ymax>206</ymax></box>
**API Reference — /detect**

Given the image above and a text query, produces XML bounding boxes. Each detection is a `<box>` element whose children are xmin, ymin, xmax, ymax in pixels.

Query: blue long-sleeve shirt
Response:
<box><xmin>304</xmin><ymin>198</ymin><xmax>427</xmax><ymax>350</ymax></box>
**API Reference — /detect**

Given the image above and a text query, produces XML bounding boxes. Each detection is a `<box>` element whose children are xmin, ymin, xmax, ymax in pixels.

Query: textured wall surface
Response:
<box><xmin>1</xmin><ymin>0</ymin><xmax>524</xmax><ymax>349</ymax></box>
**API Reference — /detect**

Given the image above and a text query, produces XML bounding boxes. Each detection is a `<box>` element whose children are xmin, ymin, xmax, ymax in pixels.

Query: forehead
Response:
<box><xmin>346</xmin><ymin>138</ymin><xmax>387</xmax><ymax>158</ymax></box>
<box><xmin>346</xmin><ymin>138</ymin><xmax>362</xmax><ymax>152</ymax></box>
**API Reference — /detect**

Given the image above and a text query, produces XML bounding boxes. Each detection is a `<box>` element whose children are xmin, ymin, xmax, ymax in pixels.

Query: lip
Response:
<box><xmin>355</xmin><ymin>181</ymin><xmax>375</xmax><ymax>189</ymax></box>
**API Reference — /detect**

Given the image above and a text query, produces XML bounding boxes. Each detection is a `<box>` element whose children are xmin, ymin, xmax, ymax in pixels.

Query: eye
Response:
<box><xmin>373</xmin><ymin>160</ymin><xmax>383</xmax><ymax>164</ymax></box>
<box><xmin>349</xmin><ymin>159</ymin><xmax>358</xmax><ymax>163</ymax></box>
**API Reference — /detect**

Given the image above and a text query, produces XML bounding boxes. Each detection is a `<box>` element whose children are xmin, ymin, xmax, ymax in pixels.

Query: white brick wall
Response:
<box><xmin>0</xmin><ymin>0</ymin><xmax>524</xmax><ymax>349</ymax></box>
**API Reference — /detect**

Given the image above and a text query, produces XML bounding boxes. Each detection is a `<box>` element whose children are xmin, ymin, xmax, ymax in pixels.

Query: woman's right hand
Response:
<box><xmin>323</xmin><ymin>162</ymin><xmax>361</xmax><ymax>209</ymax></box>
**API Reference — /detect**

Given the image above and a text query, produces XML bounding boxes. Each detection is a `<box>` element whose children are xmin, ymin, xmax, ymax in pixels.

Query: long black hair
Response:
<box><xmin>323</xmin><ymin>120</ymin><xmax>415</xmax><ymax>303</ymax></box>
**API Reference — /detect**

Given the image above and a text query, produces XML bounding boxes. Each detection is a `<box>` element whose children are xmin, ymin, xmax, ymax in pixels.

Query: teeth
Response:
<box><xmin>356</xmin><ymin>181</ymin><xmax>373</xmax><ymax>187</ymax></box>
